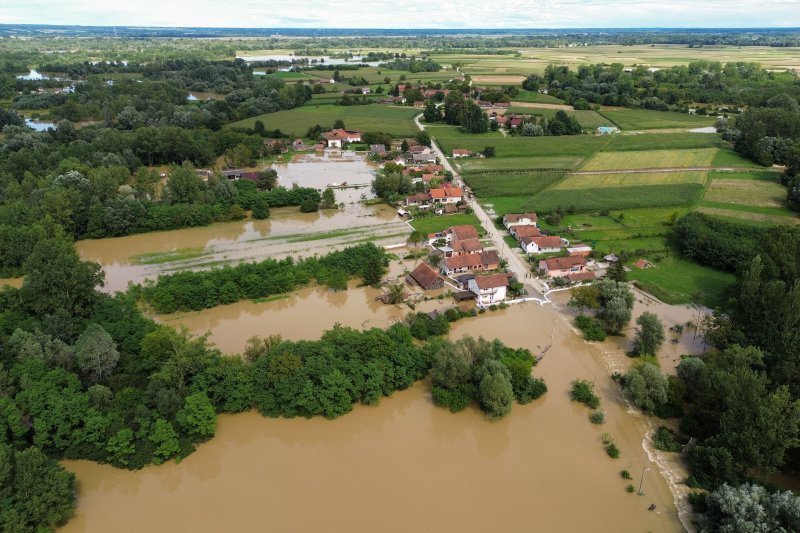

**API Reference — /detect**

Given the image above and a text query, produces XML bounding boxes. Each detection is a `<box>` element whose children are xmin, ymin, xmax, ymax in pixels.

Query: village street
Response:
<box><xmin>414</xmin><ymin>114</ymin><xmax>549</xmax><ymax>299</ymax></box>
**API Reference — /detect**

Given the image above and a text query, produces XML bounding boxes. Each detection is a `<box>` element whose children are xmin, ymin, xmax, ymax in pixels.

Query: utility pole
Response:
<box><xmin>638</xmin><ymin>466</ymin><xmax>649</xmax><ymax>496</ymax></box>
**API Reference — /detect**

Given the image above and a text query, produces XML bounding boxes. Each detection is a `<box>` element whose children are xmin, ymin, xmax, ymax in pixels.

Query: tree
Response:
<box><xmin>149</xmin><ymin>419</ymin><xmax>180</xmax><ymax>464</ymax></box>
<box><xmin>320</xmin><ymin>188</ymin><xmax>336</xmax><ymax>209</ymax></box>
<box><xmin>700</xmin><ymin>483</ymin><xmax>800</xmax><ymax>532</ymax></box>
<box><xmin>75</xmin><ymin>323</ymin><xmax>120</xmax><ymax>382</ymax></box>
<box><xmin>407</xmin><ymin>230</ymin><xmax>424</xmax><ymax>247</ymax></box>
<box><xmin>362</xmin><ymin>255</ymin><xmax>384</xmax><ymax>285</ymax></box>
<box><xmin>478</xmin><ymin>372</ymin><xmax>514</xmax><ymax>420</ymax></box>
<box><xmin>443</xmin><ymin>91</ymin><xmax>466</xmax><ymax>125</ymax></box>
<box><xmin>461</xmin><ymin>101</ymin><xmax>489</xmax><ymax>134</ymax></box>
<box><xmin>256</xmin><ymin>169</ymin><xmax>278</xmax><ymax>191</ymax></box>
<box><xmin>482</xmin><ymin>146</ymin><xmax>496</xmax><ymax>158</ymax></box>
<box><xmin>415</xmin><ymin>130</ymin><xmax>431</xmax><ymax>147</ymax></box>
<box><xmin>176</xmin><ymin>392</ymin><xmax>217</xmax><ymax>441</ymax></box>
<box><xmin>607</xmin><ymin>260</ymin><xmax>626</xmax><ymax>282</ymax></box>
<box><xmin>621</xmin><ymin>362</ymin><xmax>668</xmax><ymax>414</ymax></box>
<box><xmin>21</xmin><ymin>232</ymin><xmax>104</xmax><ymax>323</ymax></box>
<box><xmin>165</xmin><ymin>165</ymin><xmax>202</xmax><ymax>204</ymax></box>
<box><xmin>632</xmin><ymin>312</ymin><xmax>665</xmax><ymax>356</ymax></box>
<box><xmin>401</xmin><ymin>139</ymin><xmax>410</xmax><ymax>152</ymax></box>
<box><xmin>299</xmin><ymin>197</ymin><xmax>319</xmax><ymax>212</ymax></box>
<box><xmin>569</xmin><ymin>284</ymin><xmax>600</xmax><ymax>313</ymax></box>
<box><xmin>251</xmin><ymin>194</ymin><xmax>270</xmax><ymax>219</ymax></box>
<box><xmin>333</xmin><ymin>119</ymin><xmax>345</xmax><ymax>129</ymax></box>
<box><xmin>422</xmin><ymin>100</ymin><xmax>439</xmax><ymax>123</ymax></box>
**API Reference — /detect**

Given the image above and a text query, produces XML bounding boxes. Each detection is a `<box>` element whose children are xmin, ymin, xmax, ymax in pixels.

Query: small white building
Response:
<box><xmin>520</xmin><ymin>236</ymin><xmax>565</xmax><ymax>254</ymax></box>
<box><xmin>468</xmin><ymin>273</ymin><xmax>510</xmax><ymax>306</ymax></box>
<box><xmin>503</xmin><ymin>213</ymin><xmax>538</xmax><ymax>229</ymax></box>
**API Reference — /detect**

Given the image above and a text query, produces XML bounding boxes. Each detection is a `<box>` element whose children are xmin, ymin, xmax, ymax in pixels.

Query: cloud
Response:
<box><xmin>1</xmin><ymin>0</ymin><xmax>799</xmax><ymax>28</ymax></box>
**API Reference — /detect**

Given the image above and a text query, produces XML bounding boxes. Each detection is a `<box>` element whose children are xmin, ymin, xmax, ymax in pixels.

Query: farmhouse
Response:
<box><xmin>567</xmin><ymin>271</ymin><xmax>597</xmax><ymax>283</ymax></box>
<box><xmin>450</xmin><ymin>238</ymin><xmax>483</xmax><ymax>256</ymax></box>
<box><xmin>323</xmin><ymin>128</ymin><xmax>363</xmax><ymax>148</ymax></box>
<box><xmin>409</xmin><ymin>145</ymin><xmax>431</xmax><ymax>155</ymax></box>
<box><xmin>429</xmin><ymin>187</ymin><xmax>463</xmax><ymax>204</ymax></box>
<box><xmin>405</xmin><ymin>193</ymin><xmax>430</xmax><ymax>207</ymax></box>
<box><xmin>468</xmin><ymin>273</ymin><xmax>511</xmax><ymax>306</ymax></box>
<box><xmin>369</xmin><ymin>144</ymin><xmax>387</xmax><ymax>155</ymax></box>
<box><xmin>444</xmin><ymin>224</ymin><xmax>479</xmax><ymax>242</ymax></box>
<box><xmin>452</xmin><ymin>149</ymin><xmax>472</xmax><ymax>158</ymax></box>
<box><xmin>538</xmin><ymin>256</ymin><xmax>587</xmax><ymax>278</ymax></box>
<box><xmin>634</xmin><ymin>259</ymin><xmax>654</xmax><ymax>269</ymax></box>
<box><xmin>442</xmin><ymin>250</ymin><xmax>501</xmax><ymax>276</ymax></box>
<box><xmin>520</xmin><ymin>235</ymin><xmax>564</xmax><ymax>254</ymax></box>
<box><xmin>509</xmin><ymin>224</ymin><xmax>541</xmax><ymax>239</ymax></box>
<box><xmin>503</xmin><ymin>213</ymin><xmax>538</xmax><ymax>228</ymax></box>
<box><xmin>408</xmin><ymin>262</ymin><xmax>444</xmax><ymax>290</ymax></box>
<box><xmin>412</xmin><ymin>153</ymin><xmax>437</xmax><ymax>163</ymax></box>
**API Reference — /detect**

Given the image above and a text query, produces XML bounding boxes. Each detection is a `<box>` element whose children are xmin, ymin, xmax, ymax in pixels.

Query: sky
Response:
<box><xmin>1</xmin><ymin>0</ymin><xmax>799</xmax><ymax>29</ymax></box>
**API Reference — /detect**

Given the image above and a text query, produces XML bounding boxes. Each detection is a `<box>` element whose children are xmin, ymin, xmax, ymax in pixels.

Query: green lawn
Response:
<box><xmin>505</xmin><ymin>108</ymin><xmax>615</xmax><ymax>129</ymax></box>
<box><xmin>225</xmin><ymin>104</ymin><xmax>420</xmax><ymax>136</ymax></box>
<box><xmin>463</xmin><ymin>170</ymin><xmax>566</xmax><ymax>197</ymax></box>
<box><xmin>598</xmin><ymin>108</ymin><xmax>717</xmax><ymax>130</ymax></box>
<box><xmin>532</xmin><ymin>183</ymin><xmax>704</xmax><ymax>213</ymax></box>
<box><xmin>628</xmin><ymin>255</ymin><xmax>735</xmax><ymax>308</ymax></box>
<box><xmin>579</xmin><ymin>148</ymin><xmax>718</xmax><ymax>172</ymax></box>
<box><xmin>710</xmin><ymin>148</ymin><xmax>770</xmax><ymax>169</ymax></box>
<box><xmin>512</xmin><ymin>90</ymin><xmax>565</xmax><ymax>104</ymax></box>
<box><xmin>409</xmin><ymin>213</ymin><xmax>484</xmax><ymax>235</ymax></box>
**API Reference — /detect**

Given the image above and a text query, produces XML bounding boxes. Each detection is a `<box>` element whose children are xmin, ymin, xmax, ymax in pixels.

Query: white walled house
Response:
<box><xmin>503</xmin><ymin>213</ymin><xmax>538</xmax><ymax>229</ymax></box>
<box><xmin>520</xmin><ymin>235</ymin><xmax>564</xmax><ymax>254</ymax></box>
<box><xmin>468</xmin><ymin>273</ymin><xmax>510</xmax><ymax>306</ymax></box>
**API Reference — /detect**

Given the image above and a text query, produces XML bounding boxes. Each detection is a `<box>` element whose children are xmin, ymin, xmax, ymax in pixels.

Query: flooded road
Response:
<box><xmin>62</xmin><ymin>303</ymin><xmax>686</xmax><ymax>533</ymax></box>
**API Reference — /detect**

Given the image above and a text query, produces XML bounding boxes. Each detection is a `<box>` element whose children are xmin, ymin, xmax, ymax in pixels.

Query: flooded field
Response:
<box><xmin>76</xmin><ymin>153</ymin><xmax>408</xmax><ymax>292</ymax></box>
<box><xmin>62</xmin><ymin>303</ymin><xmax>686</xmax><ymax>533</ymax></box>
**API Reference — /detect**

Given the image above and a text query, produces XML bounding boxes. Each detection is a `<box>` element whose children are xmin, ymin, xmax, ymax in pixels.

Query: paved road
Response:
<box><xmin>415</xmin><ymin>114</ymin><xmax>548</xmax><ymax>298</ymax></box>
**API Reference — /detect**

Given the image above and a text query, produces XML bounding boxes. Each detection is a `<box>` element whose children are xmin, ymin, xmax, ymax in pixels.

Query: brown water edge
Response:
<box><xmin>61</xmin><ymin>303</ymin><xmax>687</xmax><ymax>533</ymax></box>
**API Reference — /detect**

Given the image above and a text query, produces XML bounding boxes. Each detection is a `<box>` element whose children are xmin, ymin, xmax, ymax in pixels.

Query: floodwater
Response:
<box><xmin>75</xmin><ymin>153</ymin><xmax>407</xmax><ymax>292</ymax></box>
<box><xmin>61</xmin><ymin>303</ymin><xmax>687</xmax><ymax>533</ymax></box>
<box><xmin>17</xmin><ymin>69</ymin><xmax>49</xmax><ymax>80</ymax></box>
<box><xmin>25</xmin><ymin>118</ymin><xmax>57</xmax><ymax>131</ymax></box>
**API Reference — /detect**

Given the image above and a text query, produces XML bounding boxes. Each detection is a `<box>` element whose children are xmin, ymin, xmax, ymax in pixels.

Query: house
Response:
<box><xmin>444</xmin><ymin>225</ymin><xmax>479</xmax><ymax>242</ymax></box>
<box><xmin>360</xmin><ymin>87</ymin><xmax>371</xmax><ymax>95</ymax></box>
<box><xmin>495</xmin><ymin>115</ymin><xmax>509</xmax><ymax>126</ymax></box>
<box><xmin>369</xmin><ymin>144</ymin><xmax>387</xmax><ymax>155</ymax></box>
<box><xmin>510</xmin><ymin>224</ymin><xmax>541</xmax><ymax>239</ymax></box>
<box><xmin>510</xmin><ymin>118</ymin><xmax>523</xmax><ymax>129</ymax></box>
<box><xmin>292</xmin><ymin>139</ymin><xmax>308</xmax><ymax>151</ymax></box>
<box><xmin>567</xmin><ymin>271</ymin><xmax>596</xmax><ymax>283</ymax></box>
<box><xmin>312</xmin><ymin>143</ymin><xmax>325</xmax><ymax>151</ymax></box>
<box><xmin>405</xmin><ymin>193</ymin><xmax>430</xmax><ymax>207</ymax></box>
<box><xmin>477</xmin><ymin>100</ymin><xmax>493</xmax><ymax>109</ymax></box>
<box><xmin>468</xmin><ymin>273</ymin><xmax>510</xmax><ymax>306</ymax></box>
<box><xmin>494</xmin><ymin>102</ymin><xmax>510</xmax><ymax>109</ymax></box>
<box><xmin>503</xmin><ymin>213</ymin><xmax>538</xmax><ymax>228</ymax></box>
<box><xmin>568</xmin><ymin>245</ymin><xmax>593</xmax><ymax>257</ymax></box>
<box><xmin>634</xmin><ymin>259</ymin><xmax>654</xmax><ymax>269</ymax></box>
<box><xmin>220</xmin><ymin>169</ymin><xmax>258</xmax><ymax>181</ymax></box>
<box><xmin>422</xmin><ymin>164</ymin><xmax>444</xmax><ymax>174</ymax></box>
<box><xmin>442</xmin><ymin>204</ymin><xmax>459</xmax><ymax>214</ymax></box>
<box><xmin>520</xmin><ymin>235</ymin><xmax>564</xmax><ymax>254</ymax></box>
<box><xmin>408</xmin><ymin>262</ymin><xmax>444</xmax><ymax>290</ymax></box>
<box><xmin>323</xmin><ymin>128</ymin><xmax>362</xmax><ymax>148</ymax></box>
<box><xmin>429</xmin><ymin>187</ymin><xmax>463</xmax><ymax>205</ymax></box>
<box><xmin>442</xmin><ymin>250</ymin><xmax>500</xmax><ymax>276</ymax></box>
<box><xmin>603</xmin><ymin>254</ymin><xmax>620</xmax><ymax>263</ymax></box>
<box><xmin>450</xmin><ymin>238</ymin><xmax>483</xmax><ymax>256</ymax></box>
<box><xmin>538</xmin><ymin>256</ymin><xmax>587</xmax><ymax>278</ymax></box>
<box><xmin>409</xmin><ymin>145</ymin><xmax>431</xmax><ymax>155</ymax></box>
<box><xmin>264</xmin><ymin>139</ymin><xmax>288</xmax><ymax>153</ymax></box>
<box><xmin>412</xmin><ymin>153</ymin><xmax>437</xmax><ymax>163</ymax></box>
<box><xmin>452</xmin><ymin>149</ymin><xmax>472</xmax><ymax>158</ymax></box>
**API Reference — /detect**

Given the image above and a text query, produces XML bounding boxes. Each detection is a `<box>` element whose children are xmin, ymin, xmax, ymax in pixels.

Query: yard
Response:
<box><xmin>598</xmin><ymin>108</ymin><xmax>717</xmax><ymax>130</ymax></box>
<box><xmin>628</xmin><ymin>255</ymin><xmax>736</xmax><ymax>308</ymax></box>
<box><xmin>225</xmin><ymin>104</ymin><xmax>421</xmax><ymax>137</ymax></box>
<box><xmin>409</xmin><ymin>213</ymin><xmax>484</xmax><ymax>236</ymax></box>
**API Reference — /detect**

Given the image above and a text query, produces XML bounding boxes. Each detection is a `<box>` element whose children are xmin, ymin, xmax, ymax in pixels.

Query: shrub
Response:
<box><xmin>621</xmin><ymin>469</ymin><xmax>632</xmax><ymax>480</ymax></box>
<box><xmin>575</xmin><ymin>314</ymin><xmax>607</xmax><ymax>341</ymax></box>
<box><xmin>589</xmin><ymin>411</ymin><xmax>605</xmax><ymax>424</ymax></box>
<box><xmin>653</xmin><ymin>426</ymin><xmax>681</xmax><ymax>452</ymax></box>
<box><xmin>626</xmin><ymin>484</ymin><xmax>635</xmax><ymax>493</ymax></box>
<box><xmin>570</xmin><ymin>379</ymin><xmax>600</xmax><ymax>409</ymax></box>
<box><xmin>605</xmin><ymin>443</ymin><xmax>620</xmax><ymax>458</ymax></box>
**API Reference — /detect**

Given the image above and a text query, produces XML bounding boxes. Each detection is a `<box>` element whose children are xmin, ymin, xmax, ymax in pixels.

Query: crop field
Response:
<box><xmin>553</xmin><ymin>170</ymin><xmax>707</xmax><ymax>190</ymax></box>
<box><xmin>462</xmin><ymin>171</ymin><xmax>566</xmax><ymax>197</ymax></box>
<box><xmin>532</xmin><ymin>183</ymin><xmax>704</xmax><ymax>213</ymax></box>
<box><xmin>605</xmin><ymin>133</ymin><xmax>724</xmax><ymax>151</ymax></box>
<box><xmin>628</xmin><ymin>256</ymin><xmax>736</xmax><ymax>307</ymax></box>
<box><xmin>409</xmin><ymin>213</ymin><xmax>483</xmax><ymax>235</ymax></box>
<box><xmin>578</xmin><ymin>148</ymin><xmax>718</xmax><ymax>171</ymax></box>
<box><xmin>703</xmin><ymin>176</ymin><xmax>787</xmax><ymax>207</ymax></box>
<box><xmin>506</xmin><ymin>108</ymin><xmax>615</xmax><ymax>129</ymax></box>
<box><xmin>458</xmin><ymin>155</ymin><xmax>585</xmax><ymax>171</ymax></box>
<box><xmin>225</xmin><ymin>104</ymin><xmax>420</xmax><ymax>136</ymax></box>
<box><xmin>598</xmin><ymin>108</ymin><xmax>716</xmax><ymax>130</ymax></box>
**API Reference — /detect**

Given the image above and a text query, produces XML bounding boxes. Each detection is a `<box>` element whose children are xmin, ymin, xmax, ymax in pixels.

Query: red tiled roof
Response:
<box><xmin>452</xmin><ymin>238</ymin><xmax>483</xmax><ymax>253</ymax></box>
<box><xmin>444</xmin><ymin>250</ymin><xmax>499</xmax><ymax>271</ymax></box>
<box><xmin>541</xmin><ymin>256</ymin><xmax>587</xmax><ymax>270</ymax></box>
<box><xmin>453</xmin><ymin>149</ymin><xmax>471</xmax><ymax>156</ymax></box>
<box><xmin>512</xmin><ymin>225</ymin><xmax>541</xmax><ymax>238</ymax></box>
<box><xmin>410</xmin><ymin>262</ymin><xmax>442</xmax><ymax>290</ymax></box>
<box><xmin>474</xmin><ymin>273</ymin><xmax>510</xmax><ymax>289</ymax></box>
<box><xmin>446</xmin><ymin>225</ymin><xmax>479</xmax><ymax>241</ymax></box>
<box><xmin>529</xmin><ymin>236</ymin><xmax>562</xmax><ymax>249</ymax></box>
<box><xmin>567</xmin><ymin>271</ymin><xmax>596</xmax><ymax>282</ymax></box>
<box><xmin>430</xmin><ymin>188</ymin><xmax>463</xmax><ymax>199</ymax></box>
<box><xmin>505</xmin><ymin>213</ymin><xmax>538</xmax><ymax>223</ymax></box>
<box><xmin>323</xmin><ymin>128</ymin><xmax>361</xmax><ymax>141</ymax></box>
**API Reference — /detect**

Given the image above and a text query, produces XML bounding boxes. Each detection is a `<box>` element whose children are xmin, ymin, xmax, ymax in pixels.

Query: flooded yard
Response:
<box><xmin>62</xmin><ymin>302</ymin><xmax>686</xmax><ymax>533</ymax></box>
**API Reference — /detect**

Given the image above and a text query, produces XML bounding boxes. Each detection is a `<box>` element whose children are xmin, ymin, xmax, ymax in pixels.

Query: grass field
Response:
<box><xmin>505</xmin><ymin>108</ymin><xmax>615</xmax><ymax>129</ymax></box>
<box><xmin>704</xmin><ymin>177</ymin><xmax>787</xmax><ymax>207</ymax></box>
<box><xmin>512</xmin><ymin>90</ymin><xmax>565</xmax><ymax>104</ymax></box>
<box><xmin>553</xmin><ymin>171</ymin><xmax>707</xmax><ymax>189</ymax></box>
<box><xmin>710</xmin><ymin>148</ymin><xmax>770</xmax><ymax>169</ymax></box>
<box><xmin>409</xmin><ymin>213</ymin><xmax>484</xmax><ymax>235</ymax></box>
<box><xmin>579</xmin><ymin>148</ymin><xmax>717</xmax><ymax>171</ymax></box>
<box><xmin>458</xmin><ymin>155</ymin><xmax>585</xmax><ymax>171</ymax></box>
<box><xmin>225</xmin><ymin>104</ymin><xmax>420</xmax><ymax>136</ymax></box>
<box><xmin>463</xmin><ymin>171</ymin><xmax>566</xmax><ymax>197</ymax></box>
<box><xmin>628</xmin><ymin>255</ymin><xmax>736</xmax><ymax>307</ymax></box>
<box><xmin>598</xmin><ymin>108</ymin><xmax>716</xmax><ymax>130</ymax></box>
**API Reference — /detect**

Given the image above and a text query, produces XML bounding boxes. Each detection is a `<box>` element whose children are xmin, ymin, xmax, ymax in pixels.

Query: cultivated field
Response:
<box><xmin>578</xmin><ymin>148</ymin><xmax>718</xmax><ymax>171</ymax></box>
<box><xmin>463</xmin><ymin>171</ymin><xmax>566</xmax><ymax>197</ymax></box>
<box><xmin>225</xmin><ymin>104</ymin><xmax>420</xmax><ymax>136</ymax></box>
<box><xmin>598</xmin><ymin>108</ymin><xmax>717</xmax><ymax>130</ymax></box>
<box><xmin>704</xmin><ymin>177</ymin><xmax>787</xmax><ymax>207</ymax></box>
<box><xmin>458</xmin><ymin>155</ymin><xmax>585</xmax><ymax>171</ymax></box>
<box><xmin>505</xmin><ymin>108</ymin><xmax>615</xmax><ymax>129</ymax></box>
<box><xmin>553</xmin><ymin>170</ymin><xmax>707</xmax><ymax>189</ymax></box>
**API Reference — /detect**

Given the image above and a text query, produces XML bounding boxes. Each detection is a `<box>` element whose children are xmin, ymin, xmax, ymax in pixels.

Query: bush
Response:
<box><xmin>575</xmin><ymin>314</ymin><xmax>607</xmax><ymax>341</ymax></box>
<box><xmin>653</xmin><ymin>426</ymin><xmax>681</xmax><ymax>452</ymax></box>
<box><xmin>626</xmin><ymin>484</ymin><xmax>635</xmax><ymax>493</ymax></box>
<box><xmin>589</xmin><ymin>411</ymin><xmax>606</xmax><ymax>424</ymax></box>
<box><xmin>605</xmin><ymin>443</ymin><xmax>620</xmax><ymax>458</ymax></box>
<box><xmin>570</xmin><ymin>379</ymin><xmax>600</xmax><ymax>409</ymax></box>
<box><xmin>621</xmin><ymin>469</ymin><xmax>632</xmax><ymax>480</ymax></box>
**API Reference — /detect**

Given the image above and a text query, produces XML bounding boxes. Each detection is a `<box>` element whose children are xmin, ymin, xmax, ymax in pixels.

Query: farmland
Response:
<box><xmin>578</xmin><ymin>147</ymin><xmax>718</xmax><ymax>171</ymax></box>
<box><xmin>458</xmin><ymin>155</ymin><xmax>585</xmax><ymax>171</ymax></box>
<box><xmin>505</xmin><ymin>108</ymin><xmax>615</xmax><ymax>129</ymax></box>
<box><xmin>225</xmin><ymin>104</ymin><xmax>420</xmax><ymax>136</ymax></box>
<box><xmin>697</xmin><ymin>171</ymin><xmax>800</xmax><ymax>225</ymax></box>
<box><xmin>462</xmin><ymin>170</ymin><xmax>566</xmax><ymax>197</ymax></box>
<box><xmin>598</xmin><ymin>108</ymin><xmax>717</xmax><ymax>130</ymax></box>
<box><xmin>552</xmin><ymin>170</ymin><xmax>707</xmax><ymax>189</ymax></box>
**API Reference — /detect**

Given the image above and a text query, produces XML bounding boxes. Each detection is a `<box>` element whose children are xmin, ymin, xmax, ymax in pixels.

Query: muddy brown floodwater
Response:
<box><xmin>62</xmin><ymin>302</ymin><xmax>688</xmax><ymax>533</ymax></box>
<box><xmin>75</xmin><ymin>152</ymin><xmax>409</xmax><ymax>292</ymax></box>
